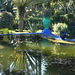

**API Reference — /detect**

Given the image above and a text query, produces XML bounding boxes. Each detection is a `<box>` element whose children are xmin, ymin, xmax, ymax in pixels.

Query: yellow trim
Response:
<box><xmin>49</xmin><ymin>38</ymin><xmax>75</xmax><ymax>44</ymax></box>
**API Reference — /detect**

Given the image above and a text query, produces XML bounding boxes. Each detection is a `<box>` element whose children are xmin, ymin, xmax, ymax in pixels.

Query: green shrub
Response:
<box><xmin>43</xmin><ymin>9</ymin><xmax>51</xmax><ymax>17</ymax></box>
<box><xmin>24</xmin><ymin>17</ymin><xmax>44</xmax><ymax>32</ymax></box>
<box><xmin>0</xmin><ymin>11</ymin><xmax>13</xmax><ymax>29</ymax></box>
<box><xmin>52</xmin><ymin>11</ymin><xmax>68</xmax><ymax>24</ymax></box>
<box><xmin>67</xmin><ymin>14</ymin><xmax>75</xmax><ymax>27</ymax></box>
<box><xmin>67</xmin><ymin>14</ymin><xmax>75</xmax><ymax>34</ymax></box>
<box><xmin>53</xmin><ymin>23</ymin><xmax>68</xmax><ymax>35</ymax></box>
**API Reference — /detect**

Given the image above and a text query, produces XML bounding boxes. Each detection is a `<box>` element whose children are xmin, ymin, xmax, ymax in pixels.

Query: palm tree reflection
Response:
<box><xmin>10</xmin><ymin>49</ymin><xmax>42</xmax><ymax>75</ymax></box>
<box><xmin>0</xmin><ymin>64</ymin><xmax>3</xmax><ymax>75</ymax></box>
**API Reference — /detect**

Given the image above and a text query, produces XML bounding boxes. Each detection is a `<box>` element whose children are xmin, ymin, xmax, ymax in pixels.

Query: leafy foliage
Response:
<box><xmin>13</xmin><ymin>15</ymin><xmax>19</xmax><ymax>29</ymax></box>
<box><xmin>53</xmin><ymin>23</ymin><xmax>68</xmax><ymax>35</ymax></box>
<box><xmin>13</xmin><ymin>15</ymin><xmax>43</xmax><ymax>31</ymax></box>
<box><xmin>0</xmin><ymin>11</ymin><xmax>13</xmax><ymax>29</ymax></box>
<box><xmin>0</xmin><ymin>0</ymin><xmax>6</xmax><ymax>11</ymax></box>
<box><xmin>13</xmin><ymin>0</ymin><xmax>47</xmax><ymax>31</ymax></box>
<box><xmin>24</xmin><ymin>18</ymin><xmax>43</xmax><ymax>32</ymax></box>
<box><xmin>0</xmin><ymin>0</ymin><xmax>15</xmax><ymax>15</ymax></box>
<box><xmin>43</xmin><ymin>9</ymin><xmax>51</xmax><ymax>17</ymax></box>
<box><xmin>52</xmin><ymin>11</ymin><xmax>68</xmax><ymax>24</ymax></box>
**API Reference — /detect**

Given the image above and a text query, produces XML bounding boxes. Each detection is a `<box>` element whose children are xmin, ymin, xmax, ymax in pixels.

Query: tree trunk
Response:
<box><xmin>18</xmin><ymin>15</ymin><xmax>24</xmax><ymax>32</ymax></box>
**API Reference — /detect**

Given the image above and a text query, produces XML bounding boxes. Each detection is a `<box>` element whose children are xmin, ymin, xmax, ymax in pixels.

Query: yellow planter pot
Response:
<box><xmin>2</xmin><ymin>28</ymin><xmax>8</xmax><ymax>34</ymax></box>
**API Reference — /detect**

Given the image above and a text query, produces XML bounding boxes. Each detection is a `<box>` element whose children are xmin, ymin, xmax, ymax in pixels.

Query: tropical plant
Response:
<box><xmin>52</xmin><ymin>11</ymin><xmax>68</xmax><ymax>24</ymax></box>
<box><xmin>24</xmin><ymin>18</ymin><xmax>43</xmax><ymax>32</ymax></box>
<box><xmin>0</xmin><ymin>11</ymin><xmax>13</xmax><ymax>29</ymax></box>
<box><xmin>43</xmin><ymin>9</ymin><xmax>51</xmax><ymax>17</ymax></box>
<box><xmin>0</xmin><ymin>0</ymin><xmax>14</xmax><ymax>15</ymax></box>
<box><xmin>13</xmin><ymin>15</ymin><xmax>19</xmax><ymax>29</ymax></box>
<box><xmin>56</xmin><ymin>0</ymin><xmax>74</xmax><ymax>14</ymax></box>
<box><xmin>0</xmin><ymin>0</ymin><xmax>6</xmax><ymax>12</ymax></box>
<box><xmin>4</xmin><ymin>0</ymin><xmax>15</xmax><ymax>15</ymax></box>
<box><xmin>13</xmin><ymin>0</ymin><xmax>47</xmax><ymax>32</ymax></box>
<box><xmin>53</xmin><ymin>23</ymin><xmax>68</xmax><ymax>35</ymax></box>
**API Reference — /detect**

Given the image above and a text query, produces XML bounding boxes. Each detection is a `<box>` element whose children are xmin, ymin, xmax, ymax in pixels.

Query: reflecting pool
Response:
<box><xmin>0</xmin><ymin>35</ymin><xmax>75</xmax><ymax>75</ymax></box>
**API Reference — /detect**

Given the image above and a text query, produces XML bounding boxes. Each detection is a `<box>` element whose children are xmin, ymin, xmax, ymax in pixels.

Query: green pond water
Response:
<box><xmin>0</xmin><ymin>35</ymin><xmax>75</xmax><ymax>75</ymax></box>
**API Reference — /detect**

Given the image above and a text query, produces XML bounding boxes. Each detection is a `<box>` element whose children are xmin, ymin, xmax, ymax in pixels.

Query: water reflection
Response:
<box><xmin>11</xmin><ymin>50</ymin><xmax>42</xmax><ymax>75</ymax></box>
<box><xmin>0</xmin><ymin>64</ymin><xmax>3</xmax><ymax>75</ymax></box>
<box><xmin>43</xmin><ymin>56</ymin><xmax>75</xmax><ymax>75</ymax></box>
<box><xmin>0</xmin><ymin>35</ymin><xmax>75</xmax><ymax>75</ymax></box>
<box><xmin>3</xmin><ymin>36</ymin><xmax>9</xmax><ymax>42</ymax></box>
<box><xmin>0</xmin><ymin>49</ymin><xmax>42</xmax><ymax>75</ymax></box>
<box><xmin>42</xmin><ymin>39</ymin><xmax>51</xmax><ymax>49</ymax></box>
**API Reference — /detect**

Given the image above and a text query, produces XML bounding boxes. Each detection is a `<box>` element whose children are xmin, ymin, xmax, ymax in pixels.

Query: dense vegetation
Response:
<box><xmin>0</xmin><ymin>0</ymin><xmax>75</xmax><ymax>35</ymax></box>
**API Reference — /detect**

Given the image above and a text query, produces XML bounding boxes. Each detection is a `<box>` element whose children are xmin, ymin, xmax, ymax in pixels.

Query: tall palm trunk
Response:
<box><xmin>18</xmin><ymin>15</ymin><xmax>24</xmax><ymax>32</ymax></box>
<box><xmin>18</xmin><ymin>7</ymin><xmax>25</xmax><ymax>32</ymax></box>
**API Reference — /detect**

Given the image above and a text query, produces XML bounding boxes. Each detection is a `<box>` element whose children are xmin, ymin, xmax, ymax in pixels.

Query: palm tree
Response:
<box><xmin>0</xmin><ymin>0</ymin><xmax>6</xmax><ymax>11</ymax></box>
<box><xmin>13</xmin><ymin>0</ymin><xmax>47</xmax><ymax>32</ymax></box>
<box><xmin>0</xmin><ymin>0</ymin><xmax>15</xmax><ymax>16</ymax></box>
